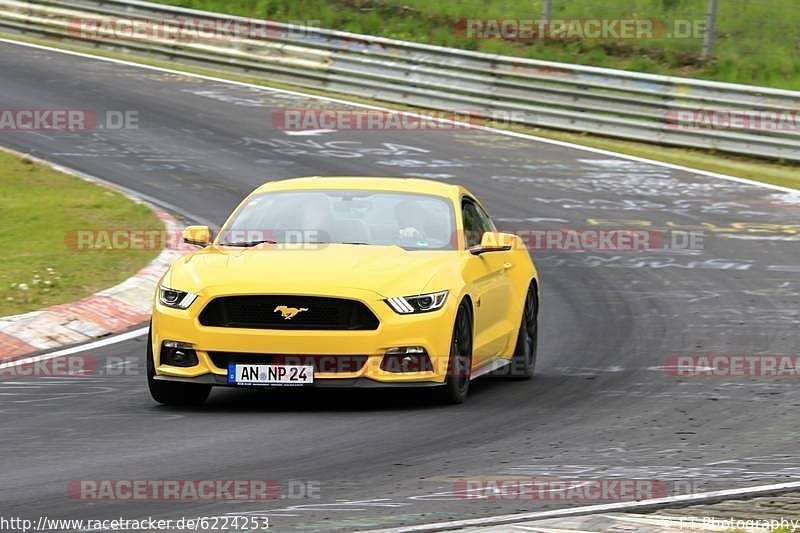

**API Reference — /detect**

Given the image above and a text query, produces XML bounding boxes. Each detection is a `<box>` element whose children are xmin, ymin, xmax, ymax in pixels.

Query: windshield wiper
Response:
<box><xmin>224</xmin><ymin>239</ymin><xmax>278</xmax><ymax>247</ymax></box>
<box><xmin>227</xmin><ymin>240</ymin><xmax>374</xmax><ymax>247</ymax></box>
<box><xmin>316</xmin><ymin>242</ymin><xmax>372</xmax><ymax>246</ymax></box>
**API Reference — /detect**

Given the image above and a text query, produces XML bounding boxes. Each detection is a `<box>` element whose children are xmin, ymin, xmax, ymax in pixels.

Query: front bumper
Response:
<box><xmin>151</xmin><ymin>289</ymin><xmax>456</xmax><ymax>386</ymax></box>
<box><xmin>152</xmin><ymin>374</ymin><xmax>443</xmax><ymax>388</ymax></box>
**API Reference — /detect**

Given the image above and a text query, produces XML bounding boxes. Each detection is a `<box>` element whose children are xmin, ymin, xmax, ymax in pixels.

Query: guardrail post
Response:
<box><xmin>541</xmin><ymin>0</ymin><xmax>552</xmax><ymax>21</ymax></box>
<box><xmin>701</xmin><ymin>0</ymin><xmax>718</xmax><ymax>60</ymax></box>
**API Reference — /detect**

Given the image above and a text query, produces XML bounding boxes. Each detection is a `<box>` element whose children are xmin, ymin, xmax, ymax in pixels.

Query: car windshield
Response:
<box><xmin>218</xmin><ymin>189</ymin><xmax>456</xmax><ymax>250</ymax></box>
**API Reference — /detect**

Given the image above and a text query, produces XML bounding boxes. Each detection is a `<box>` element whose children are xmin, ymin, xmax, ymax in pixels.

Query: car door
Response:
<box><xmin>461</xmin><ymin>198</ymin><xmax>514</xmax><ymax>366</ymax></box>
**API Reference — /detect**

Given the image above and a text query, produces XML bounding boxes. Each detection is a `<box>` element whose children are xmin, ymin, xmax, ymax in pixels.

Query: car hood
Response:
<box><xmin>162</xmin><ymin>243</ymin><xmax>455</xmax><ymax>298</ymax></box>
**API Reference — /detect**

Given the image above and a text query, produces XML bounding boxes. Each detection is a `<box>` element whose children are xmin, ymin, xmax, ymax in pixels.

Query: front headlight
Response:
<box><xmin>158</xmin><ymin>285</ymin><xmax>198</xmax><ymax>309</ymax></box>
<box><xmin>386</xmin><ymin>290</ymin><xmax>448</xmax><ymax>314</ymax></box>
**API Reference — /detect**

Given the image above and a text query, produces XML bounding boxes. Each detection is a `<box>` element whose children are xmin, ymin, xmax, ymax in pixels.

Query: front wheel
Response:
<box><xmin>435</xmin><ymin>301</ymin><xmax>473</xmax><ymax>404</ymax></box>
<box><xmin>146</xmin><ymin>329</ymin><xmax>211</xmax><ymax>406</ymax></box>
<box><xmin>505</xmin><ymin>284</ymin><xmax>538</xmax><ymax>379</ymax></box>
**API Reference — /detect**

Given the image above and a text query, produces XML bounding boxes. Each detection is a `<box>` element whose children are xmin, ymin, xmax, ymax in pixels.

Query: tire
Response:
<box><xmin>435</xmin><ymin>301</ymin><xmax>473</xmax><ymax>404</ymax></box>
<box><xmin>146</xmin><ymin>328</ymin><xmax>211</xmax><ymax>406</ymax></box>
<box><xmin>505</xmin><ymin>283</ymin><xmax>538</xmax><ymax>379</ymax></box>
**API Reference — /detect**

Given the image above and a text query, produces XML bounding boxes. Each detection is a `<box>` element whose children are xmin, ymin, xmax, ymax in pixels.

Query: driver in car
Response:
<box><xmin>394</xmin><ymin>199</ymin><xmax>433</xmax><ymax>243</ymax></box>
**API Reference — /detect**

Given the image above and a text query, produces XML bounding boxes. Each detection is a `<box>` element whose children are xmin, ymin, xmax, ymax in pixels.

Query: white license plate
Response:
<box><xmin>227</xmin><ymin>364</ymin><xmax>314</xmax><ymax>386</ymax></box>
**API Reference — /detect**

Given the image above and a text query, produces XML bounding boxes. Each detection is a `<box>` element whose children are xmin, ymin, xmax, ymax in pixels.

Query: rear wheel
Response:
<box><xmin>435</xmin><ymin>302</ymin><xmax>473</xmax><ymax>404</ymax></box>
<box><xmin>506</xmin><ymin>284</ymin><xmax>538</xmax><ymax>379</ymax></box>
<box><xmin>146</xmin><ymin>328</ymin><xmax>211</xmax><ymax>406</ymax></box>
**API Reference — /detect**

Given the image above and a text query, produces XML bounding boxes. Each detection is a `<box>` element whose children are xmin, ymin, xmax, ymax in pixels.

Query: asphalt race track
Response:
<box><xmin>1</xmin><ymin>40</ymin><xmax>799</xmax><ymax>531</ymax></box>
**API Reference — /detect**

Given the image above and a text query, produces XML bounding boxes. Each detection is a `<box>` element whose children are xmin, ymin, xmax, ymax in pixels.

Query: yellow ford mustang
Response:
<box><xmin>148</xmin><ymin>177</ymin><xmax>539</xmax><ymax>405</ymax></box>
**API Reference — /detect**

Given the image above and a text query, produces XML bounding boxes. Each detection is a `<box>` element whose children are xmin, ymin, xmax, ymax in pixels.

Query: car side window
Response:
<box><xmin>462</xmin><ymin>199</ymin><xmax>492</xmax><ymax>248</ymax></box>
<box><xmin>476</xmin><ymin>203</ymin><xmax>497</xmax><ymax>232</ymax></box>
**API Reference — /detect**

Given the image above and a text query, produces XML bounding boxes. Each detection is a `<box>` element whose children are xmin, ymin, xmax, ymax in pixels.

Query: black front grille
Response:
<box><xmin>208</xmin><ymin>352</ymin><xmax>368</xmax><ymax>373</ymax></box>
<box><xmin>199</xmin><ymin>295</ymin><xmax>379</xmax><ymax>330</ymax></box>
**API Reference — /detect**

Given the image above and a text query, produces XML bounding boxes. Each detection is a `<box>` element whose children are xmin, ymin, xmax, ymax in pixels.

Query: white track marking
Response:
<box><xmin>361</xmin><ymin>480</ymin><xmax>800</xmax><ymax>532</ymax></box>
<box><xmin>0</xmin><ymin>38</ymin><xmax>795</xmax><ymax>194</ymax></box>
<box><xmin>284</xmin><ymin>129</ymin><xmax>337</xmax><ymax>136</ymax></box>
<box><xmin>0</xmin><ymin>328</ymin><xmax>148</xmax><ymax>369</ymax></box>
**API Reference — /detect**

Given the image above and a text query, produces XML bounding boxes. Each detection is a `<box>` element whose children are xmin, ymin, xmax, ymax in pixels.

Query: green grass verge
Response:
<box><xmin>0</xmin><ymin>150</ymin><xmax>162</xmax><ymax>316</ymax></box>
<box><xmin>3</xmin><ymin>32</ymin><xmax>797</xmax><ymax>190</ymax></box>
<box><xmin>155</xmin><ymin>0</ymin><xmax>800</xmax><ymax>89</ymax></box>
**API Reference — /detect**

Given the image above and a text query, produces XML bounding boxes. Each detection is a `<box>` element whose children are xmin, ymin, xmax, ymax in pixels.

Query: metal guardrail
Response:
<box><xmin>2</xmin><ymin>0</ymin><xmax>799</xmax><ymax>161</ymax></box>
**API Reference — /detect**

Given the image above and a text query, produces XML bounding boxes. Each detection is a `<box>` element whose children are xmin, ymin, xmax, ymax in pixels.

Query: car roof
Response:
<box><xmin>252</xmin><ymin>176</ymin><xmax>468</xmax><ymax>201</ymax></box>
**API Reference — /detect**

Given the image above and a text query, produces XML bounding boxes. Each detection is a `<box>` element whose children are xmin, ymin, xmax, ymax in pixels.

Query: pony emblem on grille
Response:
<box><xmin>274</xmin><ymin>305</ymin><xmax>308</xmax><ymax>320</ymax></box>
